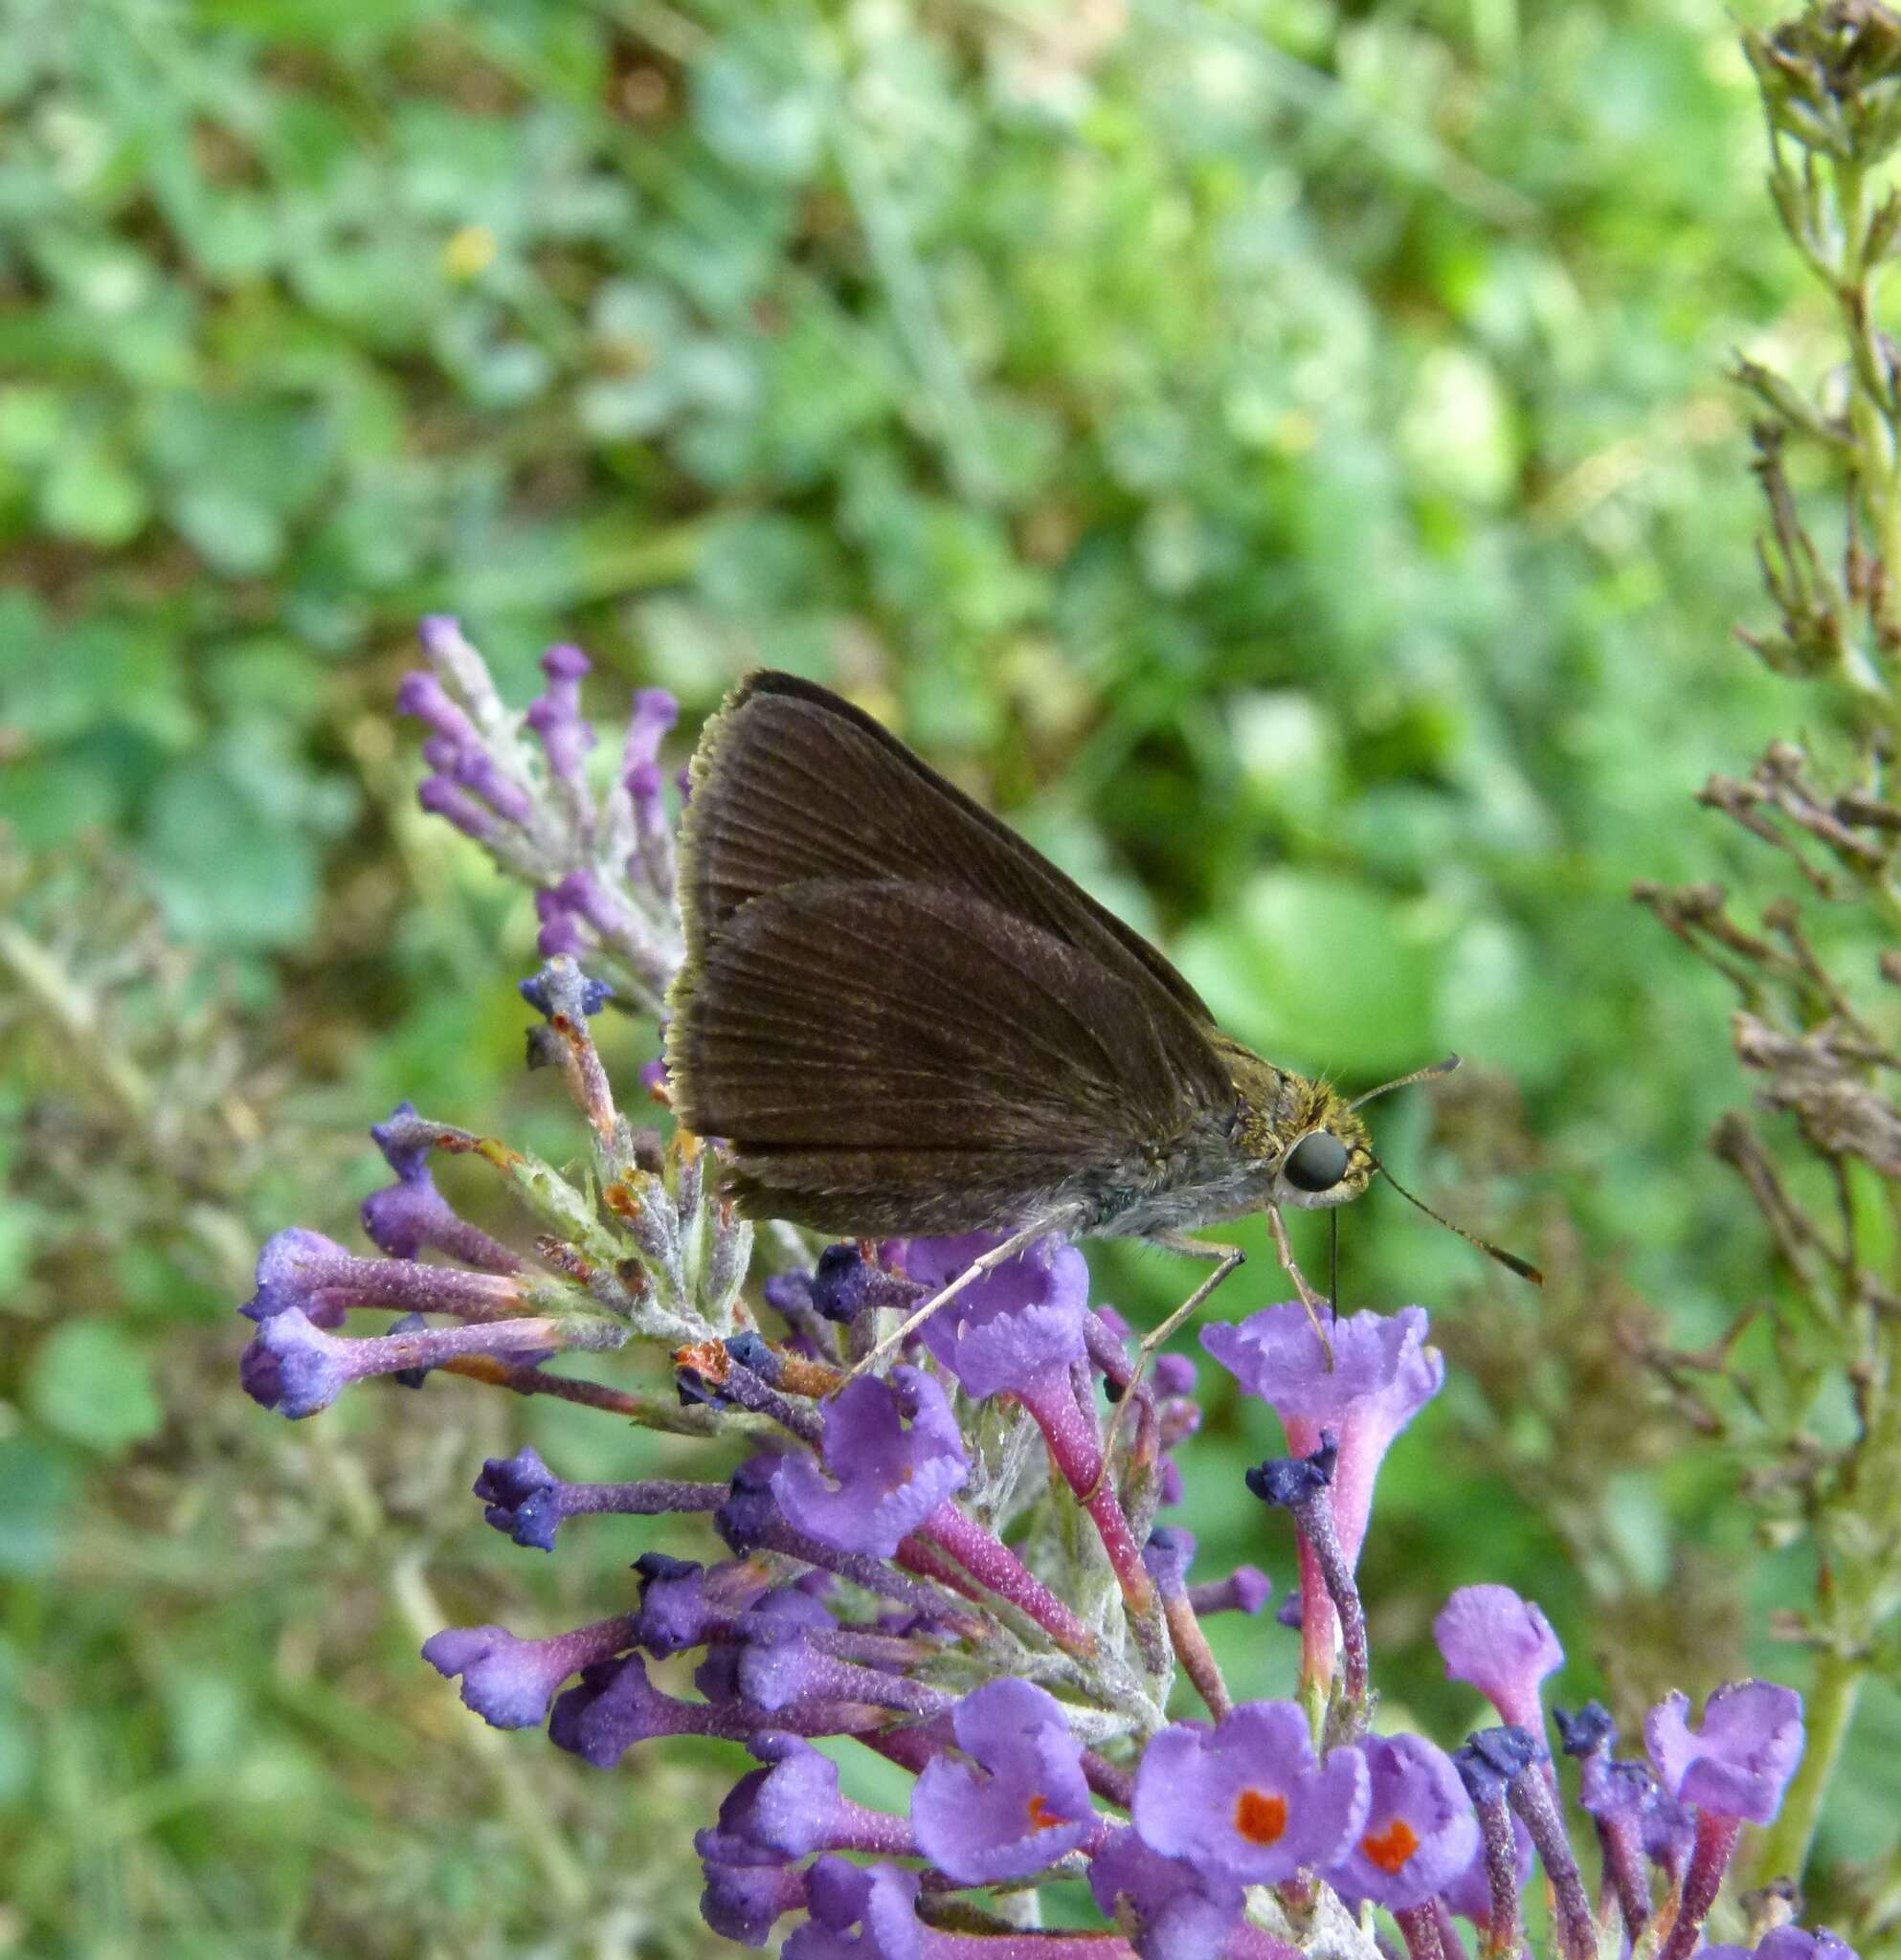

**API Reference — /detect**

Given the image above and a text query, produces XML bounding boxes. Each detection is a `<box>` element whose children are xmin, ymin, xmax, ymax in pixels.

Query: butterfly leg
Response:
<box><xmin>1264</xmin><ymin>1199</ymin><xmax>1335</xmax><ymax>1355</ymax></box>
<box><xmin>1085</xmin><ymin>1236</ymin><xmax>1245</xmax><ymax>1499</ymax></box>
<box><xmin>843</xmin><ymin>1208</ymin><xmax>1087</xmax><ymax>1384</ymax></box>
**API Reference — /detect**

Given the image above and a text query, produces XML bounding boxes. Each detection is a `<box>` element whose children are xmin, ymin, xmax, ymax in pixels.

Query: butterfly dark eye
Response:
<box><xmin>1284</xmin><ymin>1130</ymin><xmax>1349</xmax><ymax>1193</ymax></box>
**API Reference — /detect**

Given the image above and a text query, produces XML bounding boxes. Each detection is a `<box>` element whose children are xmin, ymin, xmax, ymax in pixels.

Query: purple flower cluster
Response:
<box><xmin>234</xmin><ymin>629</ymin><xmax>1848</xmax><ymax>1960</ymax></box>
<box><xmin>398</xmin><ymin>617</ymin><xmax>684</xmax><ymax>1013</ymax></box>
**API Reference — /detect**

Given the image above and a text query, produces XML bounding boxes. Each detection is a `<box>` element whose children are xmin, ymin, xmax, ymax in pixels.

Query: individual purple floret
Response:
<box><xmin>1434</xmin><ymin>1585</ymin><xmax>1565</xmax><ymax>1737</ymax></box>
<box><xmin>911</xmin><ymin>1680</ymin><xmax>1097</xmax><ymax>1882</ymax></box>
<box><xmin>772</xmin><ymin>1367</ymin><xmax>969</xmax><ymax>1558</ymax></box>
<box><xmin>701</xmin><ymin>1858</ymin><xmax>807</xmax><ymax>1948</ymax></box>
<box><xmin>781</xmin><ymin>1859</ymin><xmax>922</xmax><ymax>1960</ymax></box>
<box><xmin>241</xmin><ymin>1226</ymin><xmax>526</xmax><ymax>1325</ymax></box>
<box><xmin>240</xmin><ymin>1306</ymin><xmax>592</xmax><ymax>1419</ymax></box>
<box><xmin>361</xmin><ymin>1102</ymin><xmax>524</xmax><ymax>1271</ymax></box>
<box><xmin>700</xmin><ymin>1734</ymin><xmax>914</xmax><ymax>1863</ymax></box>
<box><xmin>1089</xmin><ymin>1825</ymin><xmax>1246</xmax><ymax>1960</ymax></box>
<box><xmin>897</xmin><ymin>1232</ymin><xmax>1091</xmax><ymax>1401</ymax></box>
<box><xmin>1133</xmin><ymin>1700</ymin><xmax>1368</xmax><ymax>1886</ymax></box>
<box><xmin>1645</xmin><ymin>1680</ymin><xmax>1805</xmax><ymax>1822</ymax></box>
<box><xmin>474</xmin><ymin>1444</ymin><xmax>563</xmax><ymax>1548</ymax></box>
<box><xmin>1328</xmin><ymin>1731</ymin><xmax>1479</xmax><ymax>1913</ymax></box>
<box><xmin>1203</xmin><ymin>1303</ymin><xmax>1443</xmax><ymax>1562</ymax></box>
<box><xmin>1704</xmin><ymin>1931</ymin><xmax>1860</xmax><ymax>1960</ymax></box>
<box><xmin>1208</xmin><ymin>1304</ymin><xmax>1441</xmax><ymax>1694</ymax></box>
<box><xmin>421</xmin><ymin>1614</ymin><xmax>637</xmax><ymax>1728</ymax></box>
<box><xmin>1648</xmin><ymin>1682</ymin><xmax>1806</xmax><ymax>1960</ymax></box>
<box><xmin>472</xmin><ymin>1446</ymin><xmax>724</xmax><ymax>1551</ymax></box>
<box><xmin>526</xmin><ymin>643</ymin><xmax>596</xmax><ymax>786</ymax></box>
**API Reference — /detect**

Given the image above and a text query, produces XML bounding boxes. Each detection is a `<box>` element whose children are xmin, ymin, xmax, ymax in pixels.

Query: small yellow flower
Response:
<box><xmin>442</xmin><ymin>224</ymin><xmax>498</xmax><ymax>280</ymax></box>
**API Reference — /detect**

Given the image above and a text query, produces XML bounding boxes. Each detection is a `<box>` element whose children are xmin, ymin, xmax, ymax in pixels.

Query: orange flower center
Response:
<box><xmin>1232</xmin><ymin>1789</ymin><xmax>1289</xmax><ymax>1845</ymax></box>
<box><xmin>1025</xmin><ymin>1793</ymin><xmax>1064</xmax><ymax>1833</ymax></box>
<box><xmin>1361</xmin><ymin>1818</ymin><xmax>1422</xmax><ymax>1874</ymax></box>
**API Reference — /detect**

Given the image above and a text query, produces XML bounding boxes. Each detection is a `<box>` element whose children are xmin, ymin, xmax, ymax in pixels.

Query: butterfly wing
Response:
<box><xmin>678</xmin><ymin>671</ymin><xmax>1218</xmax><ymax>1025</ymax></box>
<box><xmin>668</xmin><ymin>673</ymin><xmax>1237</xmax><ymax>1234</ymax></box>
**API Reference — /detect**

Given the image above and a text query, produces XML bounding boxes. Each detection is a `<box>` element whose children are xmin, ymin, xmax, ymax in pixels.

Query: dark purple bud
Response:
<box><xmin>701</xmin><ymin>1859</ymin><xmax>805</xmax><ymax>1948</ymax></box>
<box><xmin>1451</xmin><ymin>1726</ymin><xmax>1541</xmax><ymax>1807</ymax></box>
<box><xmin>474</xmin><ymin>1445</ymin><xmax>563</xmax><ymax>1551</ymax></box>
<box><xmin>1275</xmin><ymin>1588</ymin><xmax>1305</xmax><ymax>1631</ymax></box>
<box><xmin>520</xmin><ymin>961</ymin><xmax>614</xmax><ymax>1020</ymax></box>
<box><xmin>1245</xmin><ymin>1436</ymin><xmax>1338</xmax><ymax>1508</ymax></box>
<box><xmin>387</xmin><ymin>1312</ymin><xmax>433</xmax><ymax>1388</ymax></box>
<box><xmin>808</xmin><ymin>1242</ymin><xmax>922</xmax><ymax>1324</ymax></box>
<box><xmin>633</xmin><ymin>1553</ymin><xmax>722</xmax><ymax>1656</ymax></box>
<box><xmin>1554</xmin><ymin>1701</ymin><xmax>1616</xmax><ymax>1758</ymax></box>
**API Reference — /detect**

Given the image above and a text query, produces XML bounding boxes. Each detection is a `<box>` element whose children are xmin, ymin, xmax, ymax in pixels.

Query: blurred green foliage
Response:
<box><xmin>5</xmin><ymin>0</ymin><xmax>1895</xmax><ymax>1952</ymax></box>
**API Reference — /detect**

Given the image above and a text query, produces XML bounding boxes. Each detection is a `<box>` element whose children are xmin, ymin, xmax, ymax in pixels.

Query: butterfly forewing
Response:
<box><xmin>669</xmin><ymin>675</ymin><xmax>1239</xmax><ymax>1234</ymax></box>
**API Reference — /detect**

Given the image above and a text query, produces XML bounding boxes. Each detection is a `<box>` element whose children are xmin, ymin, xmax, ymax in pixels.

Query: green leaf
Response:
<box><xmin>0</xmin><ymin>1439</ymin><xmax>78</xmax><ymax>1575</ymax></box>
<box><xmin>141</xmin><ymin>759</ymin><xmax>322</xmax><ymax>949</ymax></box>
<box><xmin>1174</xmin><ymin>869</ymin><xmax>1443</xmax><ymax>1077</ymax></box>
<box><xmin>26</xmin><ymin>1322</ymin><xmax>165</xmax><ymax>1458</ymax></box>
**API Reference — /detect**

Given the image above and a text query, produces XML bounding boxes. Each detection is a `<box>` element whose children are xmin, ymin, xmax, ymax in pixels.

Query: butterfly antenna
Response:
<box><xmin>1350</xmin><ymin>1053</ymin><xmax>1463</xmax><ymax>1112</ymax></box>
<box><xmin>1369</xmin><ymin>1154</ymin><xmax>1543</xmax><ymax>1285</ymax></box>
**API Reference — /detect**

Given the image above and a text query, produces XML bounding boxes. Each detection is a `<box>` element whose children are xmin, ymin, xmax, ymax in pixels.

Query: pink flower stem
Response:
<box><xmin>1018</xmin><ymin>1373</ymin><xmax>1155</xmax><ymax>1617</ymax></box>
<box><xmin>919</xmin><ymin>1504</ymin><xmax>1098</xmax><ymax>1658</ymax></box>
<box><xmin>1394</xmin><ymin>1903</ymin><xmax>1447</xmax><ymax>1960</ymax></box>
<box><xmin>1656</xmin><ymin>1812</ymin><xmax>1742</xmax><ymax>1960</ymax></box>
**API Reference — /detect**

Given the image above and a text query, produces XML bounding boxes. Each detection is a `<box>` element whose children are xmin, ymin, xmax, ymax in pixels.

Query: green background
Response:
<box><xmin>3</xmin><ymin>0</ymin><xmax>1891</xmax><ymax>1953</ymax></box>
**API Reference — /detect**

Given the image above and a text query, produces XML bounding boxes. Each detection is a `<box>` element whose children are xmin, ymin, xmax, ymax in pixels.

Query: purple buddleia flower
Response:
<box><xmin>525</xmin><ymin>643</ymin><xmax>596</xmax><ymax>784</ymax></box>
<box><xmin>360</xmin><ymin>1103</ymin><xmax>524</xmax><ymax>1271</ymax></box>
<box><xmin>1329</xmin><ymin>1733</ymin><xmax>1480</xmax><ymax>1913</ymax></box>
<box><xmin>782</xmin><ymin>1858</ymin><xmax>923</xmax><ymax>1960</ymax></box>
<box><xmin>772</xmin><ymin>1367</ymin><xmax>968</xmax><ymax>1558</ymax></box>
<box><xmin>1645</xmin><ymin>1681</ymin><xmax>1804</xmax><ymax>1823</ymax></box>
<box><xmin>400</xmin><ymin>619</ymin><xmax>685</xmax><ymax>1009</ymax></box>
<box><xmin>1089</xmin><ymin>1826</ymin><xmax>1246</xmax><ymax>1960</ymax></box>
<box><xmin>421</xmin><ymin>1615</ymin><xmax>636</xmax><ymax>1729</ymax></box>
<box><xmin>1188</xmin><ymin>1567</ymin><xmax>1273</xmax><ymax>1618</ymax></box>
<box><xmin>911</xmin><ymin>1679</ymin><xmax>1096</xmax><ymax>1882</ymax></box>
<box><xmin>1705</xmin><ymin>1931</ymin><xmax>1861</xmax><ymax>1960</ymax></box>
<box><xmin>632</xmin><ymin>1552</ymin><xmax>756</xmax><ymax>1657</ymax></box>
<box><xmin>895</xmin><ymin>1233</ymin><xmax>1090</xmax><ymax>1400</ymax></box>
<box><xmin>702</xmin><ymin>1859</ymin><xmax>807</xmax><ymax>1948</ymax></box>
<box><xmin>241</xmin><ymin>1227</ymin><xmax>526</xmax><ymax>1326</ymax></box>
<box><xmin>700</xmin><ymin>1735</ymin><xmax>915</xmax><ymax>1862</ymax></box>
<box><xmin>1434</xmin><ymin>1586</ymin><xmax>1565</xmax><ymax>1735</ymax></box>
<box><xmin>1132</xmin><ymin>1700</ymin><xmax>1368</xmax><ymax>1886</ymax></box>
<box><xmin>1203</xmin><ymin>1303</ymin><xmax>1443</xmax><ymax>1566</ymax></box>
<box><xmin>474</xmin><ymin>1445</ymin><xmax>562</xmax><ymax>1549</ymax></box>
<box><xmin>241</xmin><ymin>1306</ymin><xmax>601</xmax><ymax>1418</ymax></box>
